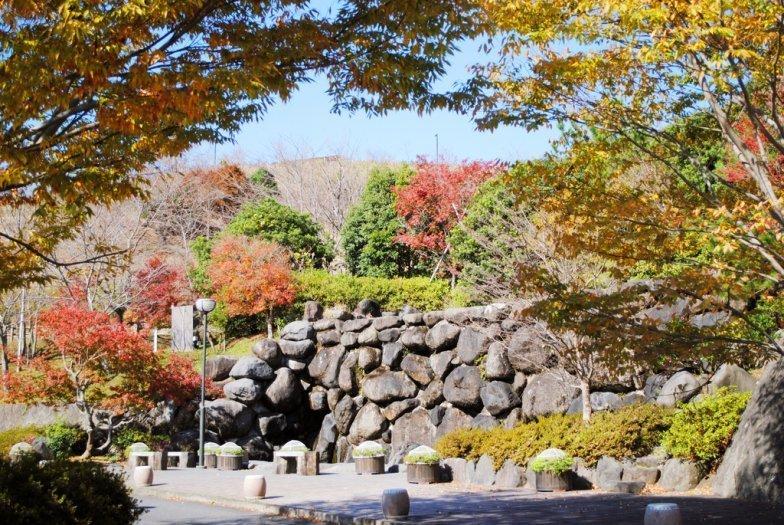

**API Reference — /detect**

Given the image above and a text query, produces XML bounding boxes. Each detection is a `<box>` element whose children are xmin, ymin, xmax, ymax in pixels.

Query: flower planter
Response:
<box><xmin>243</xmin><ymin>475</ymin><xmax>267</xmax><ymax>499</ymax></box>
<box><xmin>355</xmin><ymin>456</ymin><xmax>385</xmax><ymax>475</ymax></box>
<box><xmin>407</xmin><ymin>463</ymin><xmax>440</xmax><ymax>484</ymax></box>
<box><xmin>133</xmin><ymin>466</ymin><xmax>153</xmax><ymax>487</ymax></box>
<box><xmin>217</xmin><ymin>454</ymin><xmax>243</xmax><ymax>471</ymax></box>
<box><xmin>534</xmin><ymin>471</ymin><xmax>571</xmax><ymax>492</ymax></box>
<box><xmin>202</xmin><ymin>453</ymin><xmax>217</xmax><ymax>469</ymax></box>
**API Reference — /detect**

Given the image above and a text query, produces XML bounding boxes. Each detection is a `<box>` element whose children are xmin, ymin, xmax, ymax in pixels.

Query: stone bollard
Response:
<box><xmin>133</xmin><ymin>466</ymin><xmax>153</xmax><ymax>487</ymax></box>
<box><xmin>644</xmin><ymin>503</ymin><xmax>682</xmax><ymax>525</ymax></box>
<box><xmin>381</xmin><ymin>488</ymin><xmax>410</xmax><ymax>519</ymax></box>
<box><xmin>243</xmin><ymin>475</ymin><xmax>267</xmax><ymax>499</ymax></box>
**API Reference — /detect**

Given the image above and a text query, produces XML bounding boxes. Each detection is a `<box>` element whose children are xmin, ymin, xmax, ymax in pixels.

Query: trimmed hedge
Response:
<box><xmin>43</xmin><ymin>422</ymin><xmax>85</xmax><ymax>460</ymax></box>
<box><xmin>293</xmin><ymin>269</ymin><xmax>456</xmax><ymax>312</ymax></box>
<box><xmin>0</xmin><ymin>456</ymin><xmax>142</xmax><ymax>525</ymax></box>
<box><xmin>662</xmin><ymin>387</ymin><xmax>751</xmax><ymax>469</ymax></box>
<box><xmin>435</xmin><ymin>404</ymin><xmax>672</xmax><ymax>469</ymax></box>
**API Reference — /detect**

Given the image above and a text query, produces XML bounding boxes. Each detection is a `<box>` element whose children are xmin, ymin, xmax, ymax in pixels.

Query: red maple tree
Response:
<box><xmin>395</xmin><ymin>159</ymin><xmax>503</xmax><ymax>273</ymax></box>
<box><xmin>3</xmin><ymin>302</ymin><xmax>203</xmax><ymax>458</ymax></box>
<box><xmin>208</xmin><ymin>235</ymin><xmax>297</xmax><ymax>337</ymax></box>
<box><xmin>127</xmin><ymin>255</ymin><xmax>191</xmax><ymax>329</ymax></box>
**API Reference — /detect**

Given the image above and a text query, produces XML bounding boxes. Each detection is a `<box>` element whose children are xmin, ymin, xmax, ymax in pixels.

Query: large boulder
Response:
<box><xmin>205</xmin><ymin>356</ymin><xmax>238</xmax><ymax>381</ymax></box>
<box><xmin>417</xmin><ymin>380</ymin><xmax>444</xmax><ymax>408</ymax></box>
<box><xmin>373</xmin><ymin>316</ymin><xmax>403</xmax><ymax>331</ymax></box>
<box><xmin>338</xmin><ymin>351</ymin><xmax>358</xmax><ymax>393</ymax></box>
<box><xmin>658</xmin><ymin>458</ymin><xmax>701</xmax><ymax>492</ymax></box>
<box><xmin>456</xmin><ymin>327</ymin><xmax>490</xmax><ymax>364</ymax></box>
<box><xmin>281</xmin><ymin>320</ymin><xmax>315</xmax><ymax>341</ymax></box>
<box><xmin>400</xmin><ymin>354</ymin><xmax>434</xmax><ymax>386</ymax></box>
<box><xmin>223</xmin><ymin>378</ymin><xmax>265</xmax><ymax>403</ymax></box>
<box><xmin>357</xmin><ymin>327</ymin><xmax>380</xmax><ymax>346</ymax></box>
<box><xmin>381</xmin><ymin>398</ymin><xmax>420</xmax><ymax>421</ymax></box>
<box><xmin>257</xmin><ymin>413</ymin><xmax>287</xmax><ymax>437</ymax></box>
<box><xmin>391</xmin><ymin>407</ymin><xmax>438</xmax><ymax>455</ymax></box>
<box><xmin>316</xmin><ymin>330</ymin><xmax>341</xmax><ymax>347</ymax></box>
<box><xmin>307</xmin><ymin>345</ymin><xmax>346</xmax><ymax>388</ymax></box>
<box><xmin>333</xmin><ymin>395</ymin><xmax>357</xmax><ymax>435</ymax></box>
<box><xmin>382</xmin><ymin>342</ymin><xmax>406</xmax><ymax>368</ymax></box>
<box><xmin>473</xmin><ymin>454</ymin><xmax>496</xmax><ymax>487</ymax></box>
<box><xmin>520</xmin><ymin>370</ymin><xmax>580</xmax><ymax>418</ymax></box>
<box><xmin>314</xmin><ymin>414</ymin><xmax>337</xmax><ymax>462</ymax></box>
<box><xmin>430</xmin><ymin>350</ymin><xmax>455</xmax><ymax>380</ymax></box>
<box><xmin>506</xmin><ymin>326</ymin><xmax>556</xmax><ymax>374</ymax></box>
<box><xmin>713</xmin><ymin>358</ymin><xmax>784</xmax><ymax>502</ymax></box>
<box><xmin>443</xmin><ymin>365</ymin><xmax>483</xmax><ymax>410</ymax></box>
<box><xmin>705</xmin><ymin>363</ymin><xmax>757</xmax><ymax>394</ymax></box>
<box><xmin>400</xmin><ymin>326</ymin><xmax>428</xmax><ymax>352</ymax></box>
<box><xmin>495</xmin><ymin>459</ymin><xmax>523</xmax><ymax>489</ymax></box>
<box><xmin>643</xmin><ymin>373</ymin><xmax>669</xmax><ymax>400</ymax></box>
<box><xmin>566</xmin><ymin>392</ymin><xmax>624</xmax><ymax>415</ymax></box>
<box><xmin>229</xmin><ymin>357</ymin><xmax>274</xmax><ymax>381</ymax></box>
<box><xmin>426</xmin><ymin>320</ymin><xmax>461</xmax><ymax>351</ymax></box>
<box><xmin>354</xmin><ymin>299</ymin><xmax>382</xmax><ymax>318</ymax></box>
<box><xmin>263</xmin><ymin>368</ymin><xmax>303</xmax><ymax>413</ymax></box>
<box><xmin>342</xmin><ymin>318</ymin><xmax>371</xmax><ymax>332</ymax></box>
<box><xmin>485</xmin><ymin>342</ymin><xmax>513</xmax><ymax>380</ymax></box>
<box><xmin>595</xmin><ymin>456</ymin><xmax>624</xmax><ymax>490</ymax></box>
<box><xmin>348</xmin><ymin>402</ymin><xmax>386</xmax><ymax>444</ymax></box>
<box><xmin>656</xmin><ymin>371</ymin><xmax>701</xmax><ymax>407</ymax></box>
<box><xmin>357</xmin><ymin>346</ymin><xmax>381</xmax><ymax>371</ymax></box>
<box><xmin>361</xmin><ymin>370</ymin><xmax>418</xmax><ymax>404</ymax></box>
<box><xmin>436</xmin><ymin>406</ymin><xmax>473</xmax><ymax>438</ymax></box>
<box><xmin>202</xmin><ymin>399</ymin><xmax>254</xmax><ymax>438</ymax></box>
<box><xmin>480</xmin><ymin>381</ymin><xmax>521</xmax><ymax>416</ymax></box>
<box><xmin>303</xmin><ymin>301</ymin><xmax>324</xmax><ymax>322</ymax></box>
<box><xmin>251</xmin><ymin>339</ymin><xmax>282</xmax><ymax>367</ymax></box>
<box><xmin>278</xmin><ymin>338</ymin><xmax>315</xmax><ymax>359</ymax></box>
<box><xmin>324</xmin><ymin>306</ymin><xmax>353</xmax><ymax>321</ymax></box>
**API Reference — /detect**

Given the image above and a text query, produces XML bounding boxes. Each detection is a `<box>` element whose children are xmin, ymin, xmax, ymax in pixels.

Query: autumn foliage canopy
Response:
<box><xmin>208</xmin><ymin>235</ymin><xmax>297</xmax><ymax>317</ymax></box>
<box><xmin>4</xmin><ymin>303</ymin><xmax>201</xmax><ymax>414</ymax></box>
<box><xmin>127</xmin><ymin>255</ymin><xmax>191</xmax><ymax>329</ymax></box>
<box><xmin>395</xmin><ymin>160</ymin><xmax>503</xmax><ymax>253</ymax></box>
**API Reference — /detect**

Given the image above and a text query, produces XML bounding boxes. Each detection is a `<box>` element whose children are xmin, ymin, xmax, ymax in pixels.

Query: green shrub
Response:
<box><xmin>436</xmin><ymin>404</ymin><xmax>672</xmax><ymax>469</ymax></box>
<box><xmin>0</xmin><ymin>456</ymin><xmax>142</xmax><ymax>525</ymax></box>
<box><xmin>294</xmin><ymin>269</ymin><xmax>456</xmax><ymax>312</ymax></box>
<box><xmin>113</xmin><ymin>428</ymin><xmax>169</xmax><ymax>458</ymax></box>
<box><xmin>226</xmin><ymin>197</ymin><xmax>333</xmax><ymax>269</ymax></box>
<box><xmin>0</xmin><ymin>426</ymin><xmax>42</xmax><ymax>458</ymax></box>
<box><xmin>661</xmin><ymin>387</ymin><xmax>750</xmax><ymax>469</ymax></box>
<box><xmin>530</xmin><ymin>456</ymin><xmax>574</xmax><ymax>475</ymax></box>
<box><xmin>43</xmin><ymin>422</ymin><xmax>85</xmax><ymax>460</ymax></box>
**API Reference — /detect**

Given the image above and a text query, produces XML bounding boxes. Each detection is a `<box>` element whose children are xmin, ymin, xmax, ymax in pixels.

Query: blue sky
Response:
<box><xmin>187</xmin><ymin>39</ymin><xmax>556</xmax><ymax>165</ymax></box>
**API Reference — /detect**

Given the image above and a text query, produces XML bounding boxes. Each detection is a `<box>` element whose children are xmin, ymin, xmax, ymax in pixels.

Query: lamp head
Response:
<box><xmin>195</xmin><ymin>298</ymin><xmax>216</xmax><ymax>313</ymax></box>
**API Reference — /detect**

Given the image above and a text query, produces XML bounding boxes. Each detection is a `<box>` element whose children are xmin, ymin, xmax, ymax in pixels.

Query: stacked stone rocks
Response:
<box><xmin>197</xmin><ymin>300</ymin><xmax>758</xmax><ymax>464</ymax></box>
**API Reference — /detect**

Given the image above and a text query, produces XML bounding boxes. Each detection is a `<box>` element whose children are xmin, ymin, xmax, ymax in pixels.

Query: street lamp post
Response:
<box><xmin>195</xmin><ymin>298</ymin><xmax>216</xmax><ymax>468</ymax></box>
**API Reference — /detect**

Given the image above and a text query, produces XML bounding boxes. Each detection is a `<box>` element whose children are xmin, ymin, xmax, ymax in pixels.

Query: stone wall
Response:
<box><xmin>0</xmin><ymin>403</ymin><xmax>83</xmax><ymax>432</ymax></box>
<box><xmin>196</xmin><ymin>300</ymin><xmax>757</xmax><ymax>463</ymax></box>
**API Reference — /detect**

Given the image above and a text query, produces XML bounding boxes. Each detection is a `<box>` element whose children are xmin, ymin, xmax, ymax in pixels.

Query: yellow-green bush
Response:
<box><xmin>661</xmin><ymin>387</ymin><xmax>750</xmax><ymax>469</ymax></box>
<box><xmin>294</xmin><ymin>269</ymin><xmax>458</xmax><ymax>312</ymax></box>
<box><xmin>0</xmin><ymin>426</ymin><xmax>42</xmax><ymax>458</ymax></box>
<box><xmin>435</xmin><ymin>404</ymin><xmax>672</xmax><ymax>469</ymax></box>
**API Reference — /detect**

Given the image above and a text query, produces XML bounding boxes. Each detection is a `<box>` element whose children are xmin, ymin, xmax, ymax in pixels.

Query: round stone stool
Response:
<box><xmin>644</xmin><ymin>503</ymin><xmax>682</xmax><ymax>525</ymax></box>
<box><xmin>133</xmin><ymin>465</ymin><xmax>153</xmax><ymax>487</ymax></box>
<box><xmin>243</xmin><ymin>475</ymin><xmax>267</xmax><ymax>499</ymax></box>
<box><xmin>381</xmin><ymin>488</ymin><xmax>410</xmax><ymax>518</ymax></box>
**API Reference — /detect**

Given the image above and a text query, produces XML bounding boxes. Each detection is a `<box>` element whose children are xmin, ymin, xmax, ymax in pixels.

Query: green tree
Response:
<box><xmin>341</xmin><ymin>166</ymin><xmax>423</xmax><ymax>277</ymax></box>
<box><xmin>226</xmin><ymin>198</ymin><xmax>333</xmax><ymax>269</ymax></box>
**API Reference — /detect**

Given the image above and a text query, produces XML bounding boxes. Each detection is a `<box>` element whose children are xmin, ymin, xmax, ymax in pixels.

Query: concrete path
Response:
<box><xmin>133</xmin><ymin>462</ymin><xmax>784</xmax><ymax>524</ymax></box>
<box><xmin>137</xmin><ymin>495</ymin><xmax>312</xmax><ymax>525</ymax></box>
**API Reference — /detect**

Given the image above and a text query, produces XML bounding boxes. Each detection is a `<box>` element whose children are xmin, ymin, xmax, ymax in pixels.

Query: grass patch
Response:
<box><xmin>0</xmin><ymin>426</ymin><xmax>43</xmax><ymax>458</ymax></box>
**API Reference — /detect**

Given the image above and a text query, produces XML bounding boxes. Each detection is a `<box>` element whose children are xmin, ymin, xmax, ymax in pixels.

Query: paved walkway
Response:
<box><xmin>133</xmin><ymin>462</ymin><xmax>784</xmax><ymax>524</ymax></box>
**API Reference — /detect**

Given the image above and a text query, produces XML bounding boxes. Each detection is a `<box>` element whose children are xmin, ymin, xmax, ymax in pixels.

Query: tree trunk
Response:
<box><xmin>17</xmin><ymin>288</ymin><xmax>26</xmax><ymax>369</ymax></box>
<box><xmin>580</xmin><ymin>379</ymin><xmax>592</xmax><ymax>423</ymax></box>
<box><xmin>82</xmin><ymin>426</ymin><xmax>95</xmax><ymax>459</ymax></box>
<box><xmin>267</xmin><ymin>308</ymin><xmax>274</xmax><ymax>339</ymax></box>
